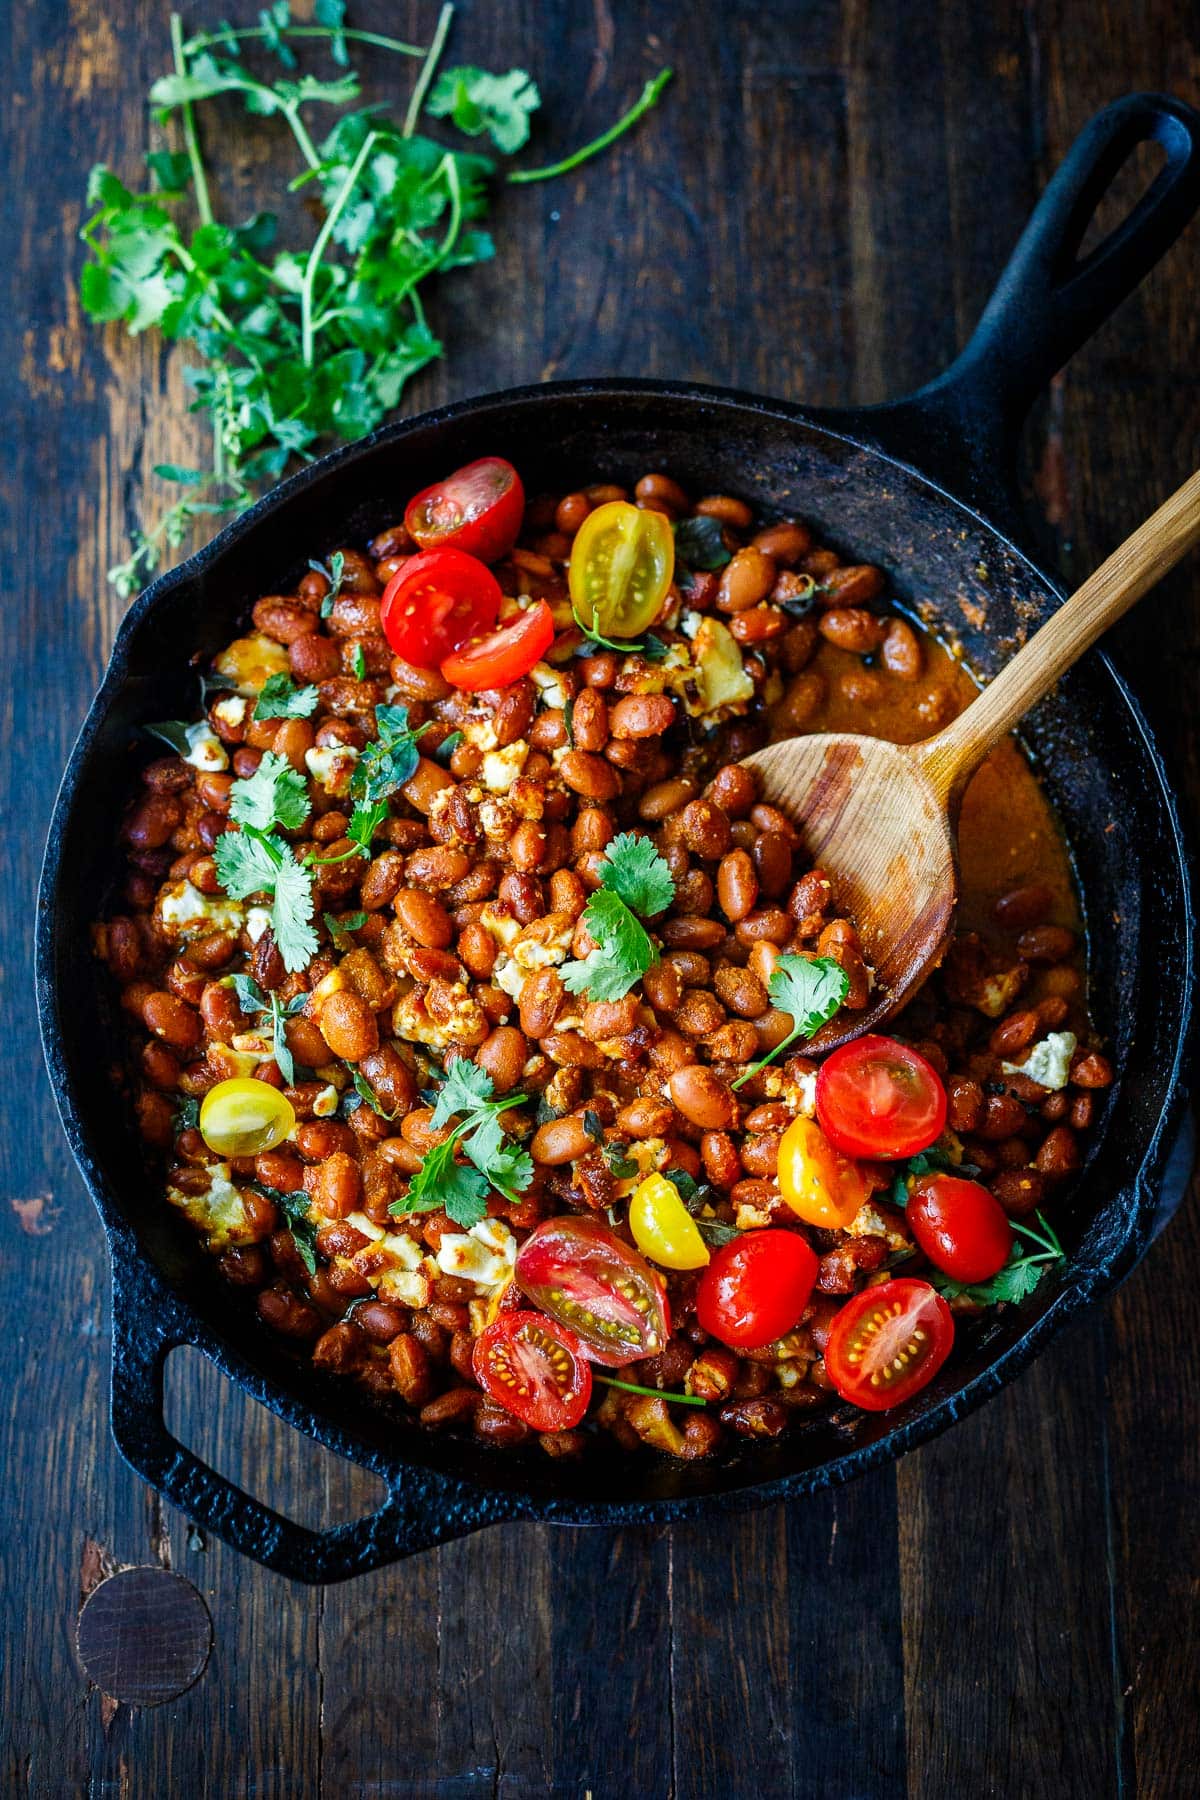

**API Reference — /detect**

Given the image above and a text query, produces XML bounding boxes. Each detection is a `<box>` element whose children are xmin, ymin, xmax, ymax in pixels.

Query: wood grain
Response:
<box><xmin>4</xmin><ymin>1</ymin><xmax>1200</xmax><ymax>1795</ymax></box>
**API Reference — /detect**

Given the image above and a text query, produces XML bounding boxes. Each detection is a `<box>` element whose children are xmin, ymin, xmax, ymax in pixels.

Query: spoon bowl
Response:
<box><xmin>742</xmin><ymin>466</ymin><xmax>1200</xmax><ymax>1048</ymax></box>
<box><xmin>744</xmin><ymin>733</ymin><xmax>958</xmax><ymax>1052</ymax></box>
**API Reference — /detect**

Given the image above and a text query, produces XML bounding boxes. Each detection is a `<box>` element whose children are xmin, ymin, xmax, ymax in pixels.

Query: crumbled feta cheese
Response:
<box><xmin>680</xmin><ymin>610</ymin><xmax>703</xmax><ymax>639</ymax></box>
<box><xmin>346</xmin><ymin>1211</ymin><xmax>385</xmax><ymax>1243</ymax></box>
<box><xmin>209</xmin><ymin>1042</ymin><xmax>265</xmax><ymax>1081</ymax></box>
<box><xmin>182</xmin><ymin>722</ymin><xmax>229</xmax><ymax>772</ymax></box>
<box><xmin>689</xmin><ymin>616</ymin><xmax>754</xmax><ymax>715</ymax></box>
<box><xmin>157</xmin><ymin>880</ymin><xmax>245</xmax><ymax>940</ymax></box>
<box><xmin>1004</xmin><ymin>1030</ymin><xmax>1077</xmax><ymax>1091</ymax></box>
<box><xmin>393</xmin><ymin>983</ymin><xmax>488</xmax><ymax>1050</ymax></box>
<box><xmin>492</xmin><ymin>954</ymin><xmax>524</xmax><ymax>1001</ymax></box>
<box><xmin>845</xmin><ymin>1202</ymin><xmax>910</xmax><ymax>1251</ymax></box>
<box><xmin>212</xmin><ymin>695</ymin><xmax>248</xmax><ymax>730</ymax></box>
<box><xmin>735</xmin><ymin>1200</ymin><xmax>774</xmax><ymax>1230</ymax></box>
<box><xmin>479</xmin><ymin>904</ymin><xmax>522</xmax><ymax>947</ymax></box>
<box><xmin>461</xmin><ymin>715</ymin><xmax>501</xmax><ymax>753</ymax></box>
<box><xmin>510</xmin><ymin>915</ymin><xmax>574</xmax><ymax>974</ymax></box>
<box><xmin>305</xmin><ymin>742</ymin><xmax>359</xmax><ymax>796</ymax></box>
<box><xmin>377</xmin><ymin>1269</ymin><xmax>434</xmax><ymax>1308</ymax></box>
<box><xmin>214</xmin><ymin>632</ymin><xmax>289</xmax><ymax>695</ymax></box>
<box><xmin>481</xmin><ymin>740</ymin><xmax>529</xmax><ymax>793</ymax></box>
<box><xmin>436</xmin><ymin>1219</ymin><xmax>517</xmax><ymax>1289</ymax></box>
<box><xmin>531</xmin><ymin>661</ymin><xmax>570</xmax><ymax>709</ymax></box>
<box><xmin>245</xmin><ymin>906</ymin><xmax>273</xmax><ymax>945</ymax></box>
<box><xmin>312</xmin><ymin>1084</ymin><xmax>339</xmax><ymax>1118</ymax></box>
<box><xmin>166</xmin><ymin>1163</ymin><xmax>252</xmax><ymax>1250</ymax></box>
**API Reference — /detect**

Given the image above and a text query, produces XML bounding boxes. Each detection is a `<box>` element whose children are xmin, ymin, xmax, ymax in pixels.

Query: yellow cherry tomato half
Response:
<box><xmin>199</xmin><ymin>1077</ymin><xmax>295</xmax><ymax>1157</ymax></box>
<box><xmin>568</xmin><ymin>501</ymin><xmax>675</xmax><ymax>641</ymax></box>
<box><xmin>628</xmin><ymin>1173</ymin><xmax>711</xmax><ymax>1271</ymax></box>
<box><xmin>777</xmin><ymin>1115</ymin><xmax>871</xmax><ymax>1229</ymax></box>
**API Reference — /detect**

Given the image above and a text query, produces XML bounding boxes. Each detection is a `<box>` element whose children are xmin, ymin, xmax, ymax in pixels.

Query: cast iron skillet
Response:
<box><xmin>38</xmin><ymin>94</ymin><xmax>1200</xmax><ymax>1581</ymax></box>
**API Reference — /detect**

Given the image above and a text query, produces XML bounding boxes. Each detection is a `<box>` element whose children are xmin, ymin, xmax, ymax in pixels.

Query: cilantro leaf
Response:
<box><xmin>931</xmin><ymin>1210</ymin><xmax>1065</xmax><ymax>1306</ymax></box>
<box><xmin>270</xmin><ymin>851</ymin><xmax>320</xmax><ymax>972</ymax></box>
<box><xmin>270</xmin><ymin>1188</ymin><xmax>319</xmax><ymax>1275</ymax></box>
<box><xmin>324</xmin><ymin>909</ymin><xmax>365</xmax><ymax>949</ymax></box>
<box><xmin>347</xmin><ymin>798</ymin><xmax>389</xmax><ymax>855</ymax></box>
<box><xmin>213</xmin><ymin>825</ymin><xmax>316</xmax><ymax>973</ymax></box>
<box><xmin>214</xmin><ymin>827</ymin><xmax>283</xmax><ymax>899</ymax></box>
<box><xmin>673</xmin><ymin>515</ymin><xmax>732</xmax><ymax>572</ymax></box>
<box><xmin>732</xmin><ymin>955</ymin><xmax>850</xmax><ymax>1088</ymax></box>
<box><xmin>312</xmin><ymin>551</ymin><xmax>346</xmax><ymax>617</ymax></box>
<box><xmin>561</xmin><ymin>887</ymin><xmax>659</xmax><ymax>1002</ymax></box>
<box><xmin>399</xmin><ymin>1057</ymin><xmax>531</xmax><ymax>1225</ymax></box>
<box><xmin>597</xmin><ymin>832</ymin><xmax>675</xmax><ymax>917</ymax></box>
<box><xmin>350</xmin><ymin>642</ymin><xmax>367</xmax><ymax>681</ymax></box>
<box><xmin>429</xmin><ymin>1058</ymin><xmax>495</xmax><ymax>1130</ymax></box>
<box><xmin>229</xmin><ymin>750</ymin><xmax>311</xmax><ymax>832</ymax></box>
<box><xmin>427</xmin><ymin>66</ymin><xmax>541</xmax><ymax>154</ymax></box>
<box><xmin>254</xmin><ymin>673</ymin><xmax>319</xmax><ymax>720</ymax></box>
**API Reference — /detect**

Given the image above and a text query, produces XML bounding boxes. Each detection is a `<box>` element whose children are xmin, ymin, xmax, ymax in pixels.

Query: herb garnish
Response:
<box><xmin>312</xmin><ymin>551</ymin><xmax>346</xmax><ymax>618</ymax></box>
<box><xmin>229</xmin><ymin>972</ymin><xmax>308</xmax><ymax>1084</ymax></box>
<box><xmin>254</xmin><ymin>672</ymin><xmax>319</xmax><ymax>719</ymax></box>
<box><xmin>255</xmin><ymin>1183</ymin><xmax>320</xmax><ymax>1274</ymax></box>
<box><xmin>594</xmin><ymin>1373</ymin><xmax>707</xmax><ymax>1408</ymax></box>
<box><xmin>394</xmin><ymin>1059</ymin><xmax>533</xmax><ymax>1228</ymax></box>
<box><xmin>731</xmin><ymin>955</ymin><xmax>850</xmax><ymax>1088</ymax></box>
<box><xmin>229</xmin><ymin>749</ymin><xmax>311</xmax><ymax>832</ymax></box>
<box><xmin>561</xmin><ymin>833</ymin><xmax>676</xmax><ymax>1002</ymax></box>
<box><xmin>931</xmin><ymin>1212</ymin><xmax>1066</xmax><ymax>1306</ymax></box>
<box><xmin>887</xmin><ymin>1146</ymin><xmax>980</xmax><ymax>1211</ymax></box>
<box><xmin>213</xmin><ymin>825</ymin><xmax>318</xmax><ymax>972</ymax></box>
<box><xmin>673</xmin><ymin>515</ymin><xmax>732</xmax><ymax>573</ymax></box>
<box><xmin>80</xmin><ymin>5</ymin><xmax>671</xmax><ymax>597</ymax></box>
<box><xmin>667</xmin><ymin>1167</ymin><xmax>741</xmax><ymax>1246</ymax></box>
<box><xmin>324</xmin><ymin>909</ymin><xmax>366</xmax><ymax>949</ymax></box>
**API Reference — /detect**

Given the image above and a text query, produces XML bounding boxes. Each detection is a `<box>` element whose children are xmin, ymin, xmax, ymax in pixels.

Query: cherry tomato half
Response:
<box><xmin>568</xmin><ymin>501</ymin><xmax>675</xmax><ymax>640</ymax></box>
<box><xmin>440</xmin><ymin>599</ymin><xmax>555</xmax><ymax>691</ymax></box>
<box><xmin>815</xmin><ymin>1035</ymin><xmax>947</xmax><ymax>1160</ymax></box>
<box><xmin>824</xmin><ymin>1278</ymin><xmax>954</xmax><ymax>1412</ymax></box>
<box><xmin>695</xmin><ymin>1229</ymin><xmax>819</xmax><ymax>1351</ymax></box>
<box><xmin>199</xmin><ymin>1077</ymin><xmax>295</xmax><ymax>1156</ymax></box>
<box><xmin>777</xmin><ymin>1115</ymin><xmax>871</xmax><ymax>1230</ymax></box>
<box><xmin>379</xmin><ymin>547</ymin><xmax>501</xmax><ymax>667</ymax></box>
<box><xmin>628</xmin><ymin>1172</ymin><xmax>710</xmax><ymax>1270</ymax></box>
<box><xmin>907</xmin><ymin>1173</ymin><xmax>1013</xmax><ymax>1284</ymax></box>
<box><xmin>513</xmin><ymin>1216</ymin><xmax>669</xmax><ymax>1366</ymax></box>
<box><xmin>472</xmin><ymin>1311</ymin><xmax>592</xmax><ymax>1432</ymax></box>
<box><xmin>405</xmin><ymin>456</ymin><xmax>525</xmax><ymax>562</ymax></box>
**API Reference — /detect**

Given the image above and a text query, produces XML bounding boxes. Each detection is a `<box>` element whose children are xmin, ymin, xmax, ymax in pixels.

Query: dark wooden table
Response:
<box><xmin>5</xmin><ymin>2</ymin><xmax>1199</xmax><ymax>1794</ymax></box>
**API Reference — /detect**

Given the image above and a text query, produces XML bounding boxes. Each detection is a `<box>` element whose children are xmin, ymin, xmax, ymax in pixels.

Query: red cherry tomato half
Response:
<box><xmin>379</xmin><ymin>547</ymin><xmax>501</xmax><ymax>667</ymax></box>
<box><xmin>824</xmin><ymin>1278</ymin><xmax>954</xmax><ymax>1412</ymax></box>
<box><xmin>907</xmin><ymin>1173</ymin><xmax>1013</xmax><ymax>1284</ymax></box>
<box><xmin>440</xmin><ymin>599</ymin><xmax>555</xmax><ymax>692</ymax></box>
<box><xmin>405</xmin><ymin>456</ymin><xmax>525</xmax><ymax>562</ymax></box>
<box><xmin>472</xmin><ymin>1311</ymin><xmax>592</xmax><ymax>1432</ymax></box>
<box><xmin>815</xmin><ymin>1034</ymin><xmax>947</xmax><ymax>1160</ymax></box>
<box><xmin>513</xmin><ymin>1216</ymin><xmax>669</xmax><ymax>1367</ymax></box>
<box><xmin>695</xmin><ymin>1229</ymin><xmax>819</xmax><ymax>1351</ymax></box>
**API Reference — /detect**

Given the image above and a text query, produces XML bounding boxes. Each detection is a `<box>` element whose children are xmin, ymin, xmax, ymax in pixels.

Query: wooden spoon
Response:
<box><xmin>742</xmin><ymin>469</ymin><xmax>1200</xmax><ymax>1053</ymax></box>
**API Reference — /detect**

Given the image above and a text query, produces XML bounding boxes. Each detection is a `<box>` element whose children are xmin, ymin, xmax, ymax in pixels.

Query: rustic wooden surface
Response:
<box><xmin>4</xmin><ymin>1</ymin><xmax>1199</xmax><ymax>1794</ymax></box>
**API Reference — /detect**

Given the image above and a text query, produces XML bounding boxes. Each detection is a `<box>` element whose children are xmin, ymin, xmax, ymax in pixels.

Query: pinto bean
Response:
<box><xmin>319</xmin><ymin>990</ymin><xmax>379</xmax><ymax>1062</ymax></box>
<box><xmin>560</xmin><ymin>750</ymin><xmax>621</xmax><ymax>801</ymax></box>
<box><xmin>519</xmin><ymin>968</ymin><xmax>565</xmax><ymax>1039</ymax></box>
<box><xmin>994</xmin><ymin>883</ymin><xmax>1053</xmax><ymax>931</ymax></box>
<box><xmin>1071</xmin><ymin>1050</ymin><xmax>1114</xmax><ymax>1089</ymax></box>
<box><xmin>717</xmin><ymin>546</ymin><xmax>776</xmax><ymax>612</ymax></box>
<box><xmin>880</xmin><ymin>618</ymin><xmax>923</xmax><ymax>680</ymax></box>
<box><xmin>1017</xmin><ymin>925</ymin><xmax>1076</xmax><ymax>964</ymax></box>
<box><xmin>477</xmin><ymin>1025</ymin><xmax>530</xmax><ymax>1093</ymax></box>
<box><xmin>531</xmin><ymin>1114</ymin><xmax>593</xmax><ymax>1165</ymax></box>
<box><xmin>716</xmin><ymin>849</ymin><xmax>758</xmax><ymax>921</ymax></box>
<box><xmin>818</xmin><ymin>608</ymin><xmax>887</xmax><ymax>654</ymax></box>
<box><xmin>609</xmin><ymin>694</ymin><xmax>677</xmax><ymax>738</ymax></box>
<box><xmin>820</xmin><ymin>564</ymin><xmax>885</xmax><ymax>608</ymax></box>
<box><xmin>253</xmin><ymin>597</ymin><xmax>319</xmax><ymax>644</ymax></box>
<box><xmin>617</xmin><ymin>1096</ymin><xmax>675</xmax><ymax>1138</ymax></box>
<box><xmin>668</xmin><ymin>1065</ymin><xmax>738</xmax><ymax>1130</ymax></box>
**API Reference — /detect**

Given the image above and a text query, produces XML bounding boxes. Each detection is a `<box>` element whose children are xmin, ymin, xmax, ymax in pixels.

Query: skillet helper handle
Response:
<box><xmin>108</xmin><ymin>1256</ymin><xmax>523</xmax><ymax>1582</ymax></box>
<box><xmin>849</xmin><ymin>93</ymin><xmax>1200</xmax><ymax>514</ymax></box>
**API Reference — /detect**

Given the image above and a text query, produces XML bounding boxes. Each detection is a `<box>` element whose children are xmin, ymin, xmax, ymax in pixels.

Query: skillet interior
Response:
<box><xmin>40</xmin><ymin>381</ymin><xmax>1195</xmax><ymax>1516</ymax></box>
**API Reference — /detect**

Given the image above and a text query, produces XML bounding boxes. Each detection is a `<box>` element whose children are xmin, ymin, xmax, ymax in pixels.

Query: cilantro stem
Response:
<box><xmin>594</xmin><ymin>1374</ymin><xmax>707</xmax><ymax>1408</ymax></box>
<box><xmin>507</xmin><ymin>68</ymin><xmax>673</xmax><ymax>185</ymax></box>
<box><xmin>283</xmin><ymin>105</ymin><xmax>322</xmax><ymax>173</ymax></box>
<box><xmin>731</xmin><ymin>1026</ymin><xmax>801</xmax><ymax>1090</ymax></box>
<box><xmin>169</xmin><ymin>12</ymin><xmax>213</xmax><ymax>226</ymax></box>
<box><xmin>404</xmin><ymin>1</ymin><xmax>455</xmax><ymax>138</ymax></box>
<box><xmin>300</xmin><ymin>128</ymin><xmax>378</xmax><ymax>366</ymax></box>
<box><xmin>183</xmin><ymin>26</ymin><xmax>426</xmax><ymax>59</ymax></box>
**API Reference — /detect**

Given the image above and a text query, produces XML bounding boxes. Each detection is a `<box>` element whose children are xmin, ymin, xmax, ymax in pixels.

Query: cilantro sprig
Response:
<box><xmin>229</xmin><ymin>749</ymin><xmax>311</xmax><ymax>832</ymax></box>
<box><xmin>561</xmin><ymin>833</ymin><xmax>676</xmax><ymax>1002</ymax></box>
<box><xmin>79</xmin><ymin>5</ymin><xmax>672</xmax><ymax>597</ymax></box>
<box><xmin>393</xmin><ymin>1059</ymin><xmax>532</xmax><ymax>1228</ymax></box>
<box><xmin>731</xmin><ymin>955</ymin><xmax>850</xmax><ymax>1088</ymax></box>
<box><xmin>254</xmin><ymin>672</ymin><xmax>318</xmax><ymax>720</ymax></box>
<box><xmin>214</xmin><ymin>824</ymin><xmax>318</xmax><ymax>973</ymax></box>
<box><xmin>229</xmin><ymin>972</ymin><xmax>308</xmax><ymax>1084</ymax></box>
<box><xmin>931</xmin><ymin>1212</ymin><xmax>1067</xmax><ymax>1306</ymax></box>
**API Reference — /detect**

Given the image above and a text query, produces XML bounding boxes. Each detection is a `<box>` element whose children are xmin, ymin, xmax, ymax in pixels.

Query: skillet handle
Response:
<box><xmin>836</xmin><ymin>93</ymin><xmax>1200</xmax><ymax>523</ymax></box>
<box><xmin>108</xmin><ymin>1253</ymin><xmax>527</xmax><ymax>1582</ymax></box>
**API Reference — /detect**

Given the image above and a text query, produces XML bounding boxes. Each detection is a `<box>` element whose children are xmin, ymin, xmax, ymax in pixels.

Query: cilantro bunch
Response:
<box><xmin>561</xmin><ymin>833</ymin><xmax>677</xmax><ymax>1002</ymax></box>
<box><xmin>78</xmin><ymin>3</ymin><xmax>672</xmax><ymax>597</ymax></box>
<box><xmin>395</xmin><ymin>1060</ymin><xmax>533</xmax><ymax>1228</ymax></box>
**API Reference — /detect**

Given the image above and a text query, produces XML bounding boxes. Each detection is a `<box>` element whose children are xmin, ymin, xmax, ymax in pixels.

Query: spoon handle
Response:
<box><xmin>912</xmin><ymin>467</ymin><xmax>1200</xmax><ymax>802</ymax></box>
